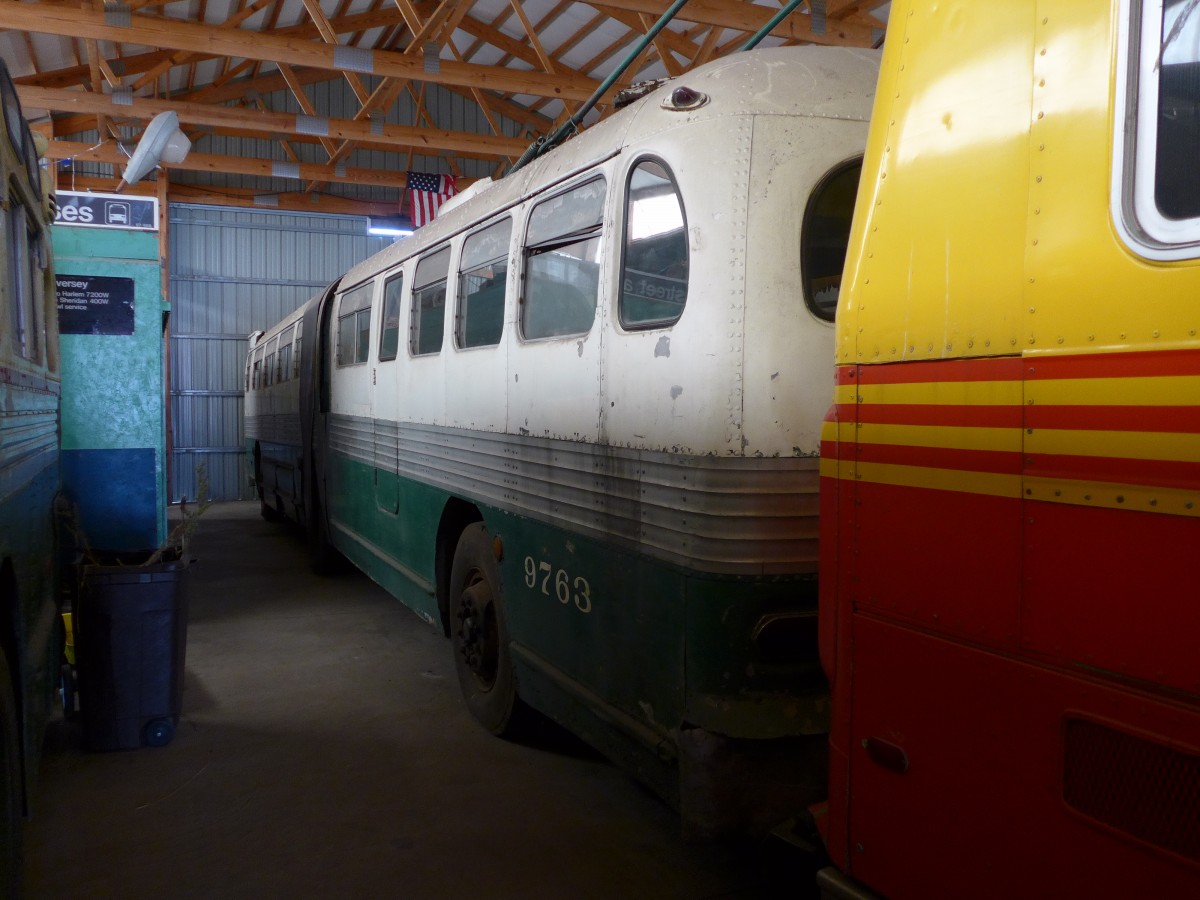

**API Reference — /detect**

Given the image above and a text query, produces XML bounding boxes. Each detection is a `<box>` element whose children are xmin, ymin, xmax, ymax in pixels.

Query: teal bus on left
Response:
<box><xmin>0</xmin><ymin>57</ymin><xmax>63</xmax><ymax>894</ymax></box>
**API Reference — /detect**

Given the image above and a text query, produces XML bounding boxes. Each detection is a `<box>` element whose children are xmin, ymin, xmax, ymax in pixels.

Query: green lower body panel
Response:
<box><xmin>324</xmin><ymin>447</ymin><xmax>829</xmax><ymax>836</ymax></box>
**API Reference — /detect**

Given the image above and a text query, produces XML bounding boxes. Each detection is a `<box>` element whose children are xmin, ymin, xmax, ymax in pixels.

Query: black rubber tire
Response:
<box><xmin>254</xmin><ymin>445</ymin><xmax>280</xmax><ymax>521</ymax></box>
<box><xmin>0</xmin><ymin>644</ymin><xmax>24</xmax><ymax>899</ymax></box>
<box><xmin>259</xmin><ymin>497</ymin><xmax>281</xmax><ymax>522</ymax></box>
<box><xmin>306</xmin><ymin>478</ymin><xmax>341</xmax><ymax>575</ymax></box>
<box><xmin>449</xmin><ymin>523</ymin><xmax>526</xmax><ymax>737</ymax></box>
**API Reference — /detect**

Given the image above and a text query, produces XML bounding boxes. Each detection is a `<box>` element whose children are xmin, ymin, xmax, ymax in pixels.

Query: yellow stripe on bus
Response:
<box><xmin>1024</xmin><ymin>477</ymin><xmax>1200</xmax><ymax>518</ymax></box>
<box><xmin>849</xmin><ymin>461</ymin><xmax>1022</xmax><ymax>498</ymax></box>
<box><xmin>1028</xmin><ymin>375</ymin><xmax>1200</xmax><ymax>406</ymax></box>
<box><xmin>1027</xmin><ymin>429</ymin><xmax>1200</xmax><ymax>463</ymax></box>
<box><xmin>842</xmin><ymin>381</ymin><xmax>1023</xmax><ymax>406</ymax></box>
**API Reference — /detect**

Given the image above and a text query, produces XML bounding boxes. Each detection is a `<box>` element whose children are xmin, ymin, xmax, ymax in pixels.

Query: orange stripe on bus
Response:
<box><xmin>1026</xmin><ymin>348</ymin><xmax>1200</xmax><ymax>381</ymax></box>
<box><xmin>842</xmin><ymin>357</ymin><xmax>1024</xmax><ymax>386</ymax></box>
<box><xmin>844</xmin><ymin>403</ymin><xmax>1024</xmax><ymax>428</ymax></box>
<box><xmin>858</xmin><ymin>443</ymin><xmax>1022</xmax><ymax>475</ymax></box>
<box><xmin>1027</xmin><ymin>454</ymin><xmax>1200</xmax><ymax>491</ymax></box>
<box><xmin>1025</xmin><ymin>405</ymin><xmax>1200</xmax><ymax>433</ymax></box>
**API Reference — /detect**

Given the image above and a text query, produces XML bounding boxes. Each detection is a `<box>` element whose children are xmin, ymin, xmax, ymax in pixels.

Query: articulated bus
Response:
<box><xmin>246</xmin><ymin>46</ymin><xmax>879</xmax><ymax>837</ymax></box>
<box><xmin>0</xmin><ymin>58</ymin><xmax>62</xmax><ymax>891</ymax></box>
<box><xmin>817</xmin><ymin>1</ymin><xmax>1200</xmax><ymax>896</ymax></box>
<box><xmin>245</xmin><ymin>305</ymin><xmax>304</xmax><ymax>526</ymax></box>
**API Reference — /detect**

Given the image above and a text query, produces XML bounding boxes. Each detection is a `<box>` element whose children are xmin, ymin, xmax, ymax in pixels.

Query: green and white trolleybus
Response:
<box><xmin>246</xmin><ymin>46</ymin><xmax>879</xmax><ymax>838</ymax></box>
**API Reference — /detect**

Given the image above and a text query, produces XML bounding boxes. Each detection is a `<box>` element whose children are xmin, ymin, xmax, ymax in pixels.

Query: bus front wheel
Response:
<box><xmin>449</xmin><ymin>523</ymin><xmax>526</xmax><ymax>737</ymax></box>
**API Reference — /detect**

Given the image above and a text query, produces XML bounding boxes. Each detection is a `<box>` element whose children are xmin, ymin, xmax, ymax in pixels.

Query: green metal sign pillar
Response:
<box><xmin>53</xmin><ymin>210</ymin><xmax>168</xmax><ymax>554</ymax></box>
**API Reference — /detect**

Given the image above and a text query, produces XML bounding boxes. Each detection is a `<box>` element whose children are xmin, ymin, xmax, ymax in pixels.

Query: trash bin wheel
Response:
<box><xmin>143</xmin><ymin>718</ymin><xmax>174</xmax><ymax>747</ymax></box>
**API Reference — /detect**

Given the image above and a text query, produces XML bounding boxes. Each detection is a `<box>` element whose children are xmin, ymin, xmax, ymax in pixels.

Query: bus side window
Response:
<box><xmin>1119</xmin><ymin>0</ymin><xmax>1200</xmax><ymax>255</ymax></box>
<box><xmin>336</xmin><ymin>281</ymin><xmax>374</xmax><ymax>366</ymax></box>
<box><xmin>293</xmin><ymin>335</ymin><xmax>302</xmax><ymax>379</ymax></box>
<box><xmin>7</xmin><ymin>192</ymin><xmax>40</xmax><ymax>361</ymax></box>
<box><xmin>619</xmin><ymin>160</ymin><xmax>688</xmax><ymax>329</ymax></box>
<box><xmin>265</xmin><ymin>352</ymin><xmax>275</xmax><ymax>386</ymax></box>
<box><xmin>379</xmin><ymin>271</ymin><xmax>403</xmax><ymax>361</ymax></box>
<box><xmin>277</xmin><ymin>326</ymin><xmax>294</xmax><ymax>382</ymax></box>
<box><xmin>801</xmin><ymin>158</ymin><xmax>863</xmax><ymax>322</ymax></box>
<box><xmin>411</xmin><ymin>247</ymin><xmax>450</xmax><ymax>357</ymax></box>
<box><xmin>521</xmin><ymin>176</ymin><xmax>605</xmax><ymax>340</ymax></box>
<box><xmin>457</xmin><ymin>217</ymin><xmax>511</xmax><ymax>349</ymax></box>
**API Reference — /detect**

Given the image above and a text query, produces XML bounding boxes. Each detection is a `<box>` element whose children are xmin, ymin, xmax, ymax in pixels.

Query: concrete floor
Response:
<box><xmin>23</xmin><ymin>502</ymin><xmax>820</xmax><ymax>899</ymax></box>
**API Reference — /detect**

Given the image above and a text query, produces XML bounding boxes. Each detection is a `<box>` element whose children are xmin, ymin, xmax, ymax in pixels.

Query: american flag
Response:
<box><xmin>407</xmin><ymin>171</ymin><xmax>457</xmax><ymax>227</ymax></box>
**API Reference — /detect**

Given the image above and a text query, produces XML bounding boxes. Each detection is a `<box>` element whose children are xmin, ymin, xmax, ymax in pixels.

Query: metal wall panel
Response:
<box><xmin>169</xmin><ymin>204</ymin><xmax>392</xmax><ymax>501</ymax></box>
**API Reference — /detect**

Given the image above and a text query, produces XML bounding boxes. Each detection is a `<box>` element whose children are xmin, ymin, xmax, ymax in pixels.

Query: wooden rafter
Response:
<box><xmin>0</xmin><ymin>3</ymin><xmax>603</xmax><ymax>101</ymax></box>
<box><xmin>17</xmin><ymin>83</ymin><xmax>530</xmax><ymax>158</ymax></box>
<box><xmin>42</xmin><ymin>137</ymin><xmax>460</xmax><ymax>189</ymax></box>
<box><xmin>0</xmin><ymin>0</ymin><xmax>888</xmax><ymax>215</ymax></box>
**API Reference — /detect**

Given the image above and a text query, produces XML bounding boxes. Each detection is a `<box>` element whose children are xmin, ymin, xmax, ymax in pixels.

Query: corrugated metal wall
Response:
<box><xmin>169</xmin><ymin>204</ymin><xmax>392</xmax><ymax>502</ymax></box>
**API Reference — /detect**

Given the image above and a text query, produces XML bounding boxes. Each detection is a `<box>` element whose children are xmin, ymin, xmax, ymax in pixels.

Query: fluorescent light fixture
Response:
<box><xmin>368</xmin><ymin>218</ymin><xmax>413</xmax><ymax>237</ymax></box>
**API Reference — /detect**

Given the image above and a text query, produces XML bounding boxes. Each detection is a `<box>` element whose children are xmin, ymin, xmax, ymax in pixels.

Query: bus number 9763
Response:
<box><xmin>523</xmin><ymin>556</ymin><xmax>592</xmax><ymax>614</ymax></box>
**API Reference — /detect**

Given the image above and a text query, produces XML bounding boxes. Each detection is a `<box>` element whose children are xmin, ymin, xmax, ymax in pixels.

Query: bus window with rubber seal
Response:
<box><xmin>521</xmin><ymin>176</ymin><xmax>605</xmax><ymax>341</ymax></box>
<box><xmin>619</xmin><ymin>159</ymin><xmax>688</xmax><ymax>330</ymax></box>
<box><xmin>801</xmin><ymin>157</ymin><xmax>862</xmax><ymax>322</ymax></box>
<box><xmin>1116</xmin><ymin>0</ymin><xmax>1200</xmax><ymax>259</ymax></box>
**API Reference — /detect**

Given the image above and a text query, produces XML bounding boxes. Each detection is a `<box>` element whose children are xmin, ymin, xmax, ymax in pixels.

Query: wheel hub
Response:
<box><xmin>456</xmin><ymin>577</ymin><xmax>497</xmax><ymax>686</ymax></box>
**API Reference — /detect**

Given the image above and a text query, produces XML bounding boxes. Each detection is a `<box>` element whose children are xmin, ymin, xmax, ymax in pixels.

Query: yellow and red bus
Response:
<box><xmin>817</xmin><ymin>1</ymin><xmax>1200</xmax><ymax>896</ymax></box>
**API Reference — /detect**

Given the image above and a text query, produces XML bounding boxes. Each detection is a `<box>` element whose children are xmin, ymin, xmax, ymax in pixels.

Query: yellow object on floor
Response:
<box><xmin>62</xmin><ymin>612</ymin><xmax>74</xmax><ymax>665</ymax></box>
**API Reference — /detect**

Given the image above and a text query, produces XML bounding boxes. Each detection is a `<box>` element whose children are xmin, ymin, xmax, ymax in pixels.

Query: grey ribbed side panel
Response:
<box><xmin>0</xmin><ymin>407</ymin><xmax>58</xmax><ymax>499</ymax></box>
<box><xmin>169</xmin><ymin>203</ymin><xmax>391</xmax><ymax>501</ymax></box>
<box><xmin>328</xmin><ymin>417</ymin><xmax>820</xmax><ymax>576</ymax></box>
<box><xmin>245</xmin><ymin>413</ymin><xmax>302</xmax><ymax>447</ymax></box>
